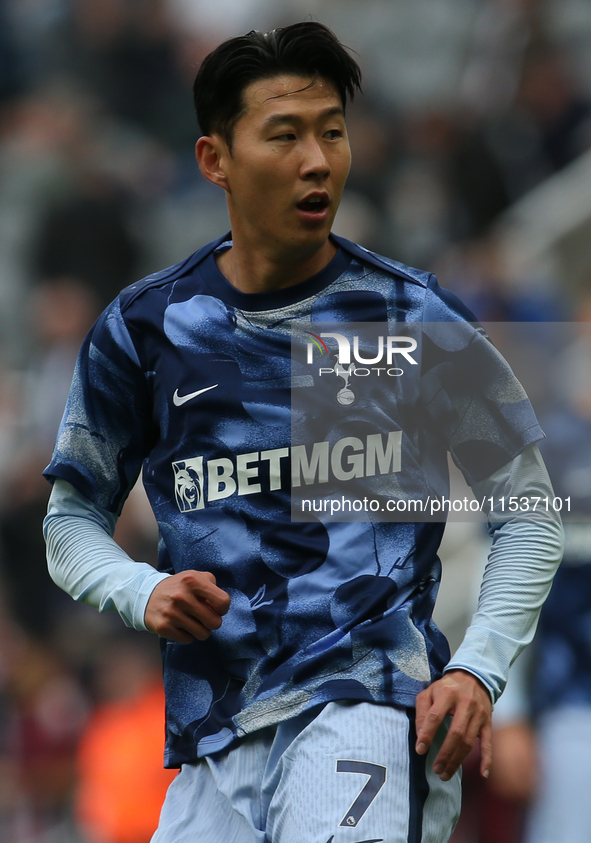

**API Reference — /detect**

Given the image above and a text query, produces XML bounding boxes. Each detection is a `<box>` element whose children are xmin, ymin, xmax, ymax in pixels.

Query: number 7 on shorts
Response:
<box><xmin>336</xmin><ymin>760</ymin><xmax>387</xmax><ymax>828</ymax></box>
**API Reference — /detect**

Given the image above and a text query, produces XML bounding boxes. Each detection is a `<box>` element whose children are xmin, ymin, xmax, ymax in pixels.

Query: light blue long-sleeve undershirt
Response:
<box><xmin>43</xmin><ymin>443</ymin><xmax>564</xmax><ymax>703</ymax></box>
<box><xmin>445</xmin><ymin>444</ymin><xmax>564</xmax><ymax>701</ymax></box>
<box><xmin>44</xmin><ymin>485</ymin><xmax>169</xmax><ymax>632</ymax></box>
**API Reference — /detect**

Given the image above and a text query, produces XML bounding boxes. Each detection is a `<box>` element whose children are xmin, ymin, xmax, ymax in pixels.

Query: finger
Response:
<box><xmin>415</xmin><ymin>698</ymin><xmax>449</xmax><ymax>756</ymax></box>
<box><xmin>432</xmin><ymin>728</ymin><xmax>471</xmax><ymax>780</ymax></box>
<box><xmin>433</xmin><ymin>707</ymin><xmax>486</xmax><ymax>781</ymax></box>
<box><xmin>149</xmin><ymin>585</ymin><xmax>227</xmax><ymax>637</ymax></box>
<box><xmin>183</xmin><ymin>597</ymin><xmax>226</xmax><ymax>632</ymax></box>
<box><xmin>164</xmin><ymin>624</ymin><xmax>196</xmax><ymax>645</ymax></box>
<box><xmin>414</xmin><ymin>687</ymin><xmax>434</xmax><ymax>754</ymax></box>
<box><xmin>186</xmin><ymin>573</ymin><xmax>231</xmax><ymax>616</ymax></box>
<box><xmin>170</xmin><ymin>601</ymin><xmax>224</xmax><ymax>641</ymax></box>
<box><xmin>148</xmin><ymin>616</ymin><xmax>199</xmax><ymax>643</ymax></box>
<box><xmin>479</xmin><ymin>719</ymin><xmax>493</xmax><ymax>779</ymax></box>
<box><xmin>149</xmin><ymin>611</ymin><xmax>214</xmax><ymax>643</ymax></box>
<box><xmin>414</xmin><ymin>686</ymin><xmax>432</xmax><ymax>730</ymax></box>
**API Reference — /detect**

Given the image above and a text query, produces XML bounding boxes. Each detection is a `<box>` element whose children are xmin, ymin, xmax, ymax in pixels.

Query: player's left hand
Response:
<box><xmin>414</xmin><ymin>669</ymin><xmax>492</xmax><ymax>782</ymax></box>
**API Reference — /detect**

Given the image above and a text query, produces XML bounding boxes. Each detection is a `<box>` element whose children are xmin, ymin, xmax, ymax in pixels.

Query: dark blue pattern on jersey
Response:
<box><xmin>45</xmin><ymin>234</ymin><xmax>543</xmax><ymax>765</ymax></box>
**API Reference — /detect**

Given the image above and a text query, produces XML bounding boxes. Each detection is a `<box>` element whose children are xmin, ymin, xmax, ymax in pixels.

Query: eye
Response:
<box><xmin>325</xmin><ymin>129</ymin><xmax>343</xmax><ymax>140</ymax></box>
<box><xmin>271</xmin><ymin>132</ymin><xmax>297</xmax><ymax>142</ymax></box>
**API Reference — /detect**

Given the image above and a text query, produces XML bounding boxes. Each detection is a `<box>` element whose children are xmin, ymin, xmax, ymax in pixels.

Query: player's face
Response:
<box><xmin>219</xmin><ymin>75</ymin><xmax>351</xmax><ymax>259</ymax></box>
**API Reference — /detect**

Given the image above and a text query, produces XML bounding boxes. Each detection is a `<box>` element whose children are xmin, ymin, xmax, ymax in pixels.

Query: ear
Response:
<box><xmin>196</xmin><ymin>136</ymin><xmax>230</xmax><ymax>192</ymax></box>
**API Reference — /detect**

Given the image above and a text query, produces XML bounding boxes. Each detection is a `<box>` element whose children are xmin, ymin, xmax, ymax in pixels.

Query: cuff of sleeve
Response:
<box><xmin>110</xmin><ymin>568</ymin><xmax>171</xmax><ymax>632</ymax></box>
<box><xmin>445</xmin><ymin>624</ymin><xmax>523</xmax><ymax>705</ymax></box>
<box><xmin>491</xmin><ymin>647</ymin><xmax>533</xmax><ymax>724</ymax></box>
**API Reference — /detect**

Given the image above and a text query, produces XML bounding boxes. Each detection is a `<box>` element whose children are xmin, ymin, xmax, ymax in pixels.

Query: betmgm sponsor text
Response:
<box><xmin>172</xmin><ymin>431</ymin><xmax>401</xmax><ymax>512</ymax></box>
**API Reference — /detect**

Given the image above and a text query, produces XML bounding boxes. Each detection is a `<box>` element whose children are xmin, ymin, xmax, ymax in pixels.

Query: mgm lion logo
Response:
<box><xmin>172</xmin><ymin>458</ymin><xmax>205</xmax><ymax>511</ymax></box>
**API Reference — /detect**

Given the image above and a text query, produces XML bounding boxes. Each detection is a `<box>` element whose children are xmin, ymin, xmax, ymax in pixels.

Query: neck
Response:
<box><xmin>216</xmin><ymin>236</ymin><xmax>336</xmax><ymax>294</ymax></box>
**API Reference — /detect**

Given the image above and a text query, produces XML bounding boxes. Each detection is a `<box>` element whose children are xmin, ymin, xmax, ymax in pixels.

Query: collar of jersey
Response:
<box><xmin>119</xmin><ymin>232</ymin><xmax>431</xmax><ymax>315</ymax></box>
<box><xmin>197</xmin><ymin>236</ymin><xmax>353</xmax><ymax>311</ymax></box>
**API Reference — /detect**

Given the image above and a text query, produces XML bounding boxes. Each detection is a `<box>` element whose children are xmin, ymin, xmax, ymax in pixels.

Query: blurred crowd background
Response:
<box><xmin>0</xmin><ymin>0</ymin><xmax>590</xmax><ymax>841</ymax></box>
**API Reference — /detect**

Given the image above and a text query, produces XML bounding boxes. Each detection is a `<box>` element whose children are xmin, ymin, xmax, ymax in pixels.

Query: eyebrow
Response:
<box><xmin>261</xmin><ymin>106</ymin><xmax>345</xmax><ymax>129</ymax></box>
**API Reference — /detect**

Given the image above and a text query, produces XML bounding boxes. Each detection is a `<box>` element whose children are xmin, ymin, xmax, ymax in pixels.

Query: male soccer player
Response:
<box><xmin>44</xmin><ymin>22</ymin><xmax>563</xmax><ymax>843</ymax></box>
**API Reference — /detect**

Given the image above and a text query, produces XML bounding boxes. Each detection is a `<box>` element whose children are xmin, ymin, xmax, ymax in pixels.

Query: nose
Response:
<box><xmin>300</xmin><ymin>137</ymin><xmax>330</xmax><ymax>180</ymax></box>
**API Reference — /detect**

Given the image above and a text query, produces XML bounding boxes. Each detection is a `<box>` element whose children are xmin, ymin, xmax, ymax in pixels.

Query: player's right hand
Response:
<box><xmin>144</xmin><ymin>570</ymin><xmax>231</xmax><ymax>644</ymax></box>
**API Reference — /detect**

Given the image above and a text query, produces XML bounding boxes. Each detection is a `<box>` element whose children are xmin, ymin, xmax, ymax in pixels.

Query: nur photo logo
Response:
<box><xmin>303</xmin><ymin>330</ymin><xmax>418</xmax><ymax>405</ymax></box>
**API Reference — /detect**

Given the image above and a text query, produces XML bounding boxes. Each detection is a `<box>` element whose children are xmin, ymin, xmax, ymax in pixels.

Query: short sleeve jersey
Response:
<box><xmin>45</xmin><ymin>234</ymin><xmax>543</xmax><ymax>766</ymax></box>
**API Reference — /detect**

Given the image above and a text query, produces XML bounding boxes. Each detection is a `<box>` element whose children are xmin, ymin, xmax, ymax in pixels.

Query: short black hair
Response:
<box><xmin>193</xmin><ymin>21</ymin><xmax>362</xmax><ymax>148</ymax></box>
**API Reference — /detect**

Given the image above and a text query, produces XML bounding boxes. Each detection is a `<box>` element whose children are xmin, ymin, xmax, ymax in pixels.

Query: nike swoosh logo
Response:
<box><xmin>325</xmin><ymin>838</ymin><xmax>383</xmax><ymax>843</ymax></box>
<box><xmin>173</xmin><ymin>384</ymin><xmax>218</xmax><ymax>406</ymax></box>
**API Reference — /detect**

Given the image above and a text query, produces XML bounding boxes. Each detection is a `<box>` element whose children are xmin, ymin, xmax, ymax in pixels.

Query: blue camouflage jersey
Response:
<box><xmin>44</xmin><ymin>234</ymin><xmax>543</xmax><ymax>766</ymax></box>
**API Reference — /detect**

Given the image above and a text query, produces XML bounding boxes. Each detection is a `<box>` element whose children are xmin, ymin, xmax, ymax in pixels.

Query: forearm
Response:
<box><xmin>44</xmin><ymin>478</ymin><xmax>169</xmax><ymax>631</ymax></box>
<box><xmin>445</xmin><ymin>445</ymin><xmax>564</xmax><ymax>703</ymax></box>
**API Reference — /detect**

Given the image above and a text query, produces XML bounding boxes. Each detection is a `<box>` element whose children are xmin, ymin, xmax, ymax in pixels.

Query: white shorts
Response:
<box><xmin>151</xmin><ymin>701</ymin><xmax>461</xmax><ymax>843</ymax></box>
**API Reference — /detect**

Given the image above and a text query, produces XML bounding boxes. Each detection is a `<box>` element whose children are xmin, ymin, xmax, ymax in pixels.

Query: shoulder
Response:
<box><xmin>117</xmin><ymin>233</ymin><xmax>229</xmax><ymax>313</ymax></box>
<box><xmin>332</xmin><ymin>234</ymin><xmax>432</xmax><ymax>288</ymax></box>
<box><xmin>333</xmin><ymin>235</ymin><xmax>479</xmax><ymax>323</ymax></box>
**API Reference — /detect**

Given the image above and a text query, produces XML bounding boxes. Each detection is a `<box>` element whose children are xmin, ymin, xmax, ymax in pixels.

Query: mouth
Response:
<box><xmin>296</xmin><ymin>193</ymin><xmax>330</xmax><ymax>220</ymax></box>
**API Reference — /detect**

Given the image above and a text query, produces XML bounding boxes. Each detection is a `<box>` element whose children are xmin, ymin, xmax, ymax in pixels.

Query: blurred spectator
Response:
<box><xmin>517</xmin><ymin>47</ymin><xmax>591</xmax><ymax>173</ymax></box>
<box><xmin>519</xmin><ymin>310</ymin><xmax>591</xmax><ymax>843</ymax></box>
<box><xmin>329</xmin><ymin>93</ymin><xmax>401</xmax><ymax>251</ymax></box>
<box><xmin>32</xmin><ymin>178</ymin><xmax>141</xmax><ymax>311</ymax></box>
<box><xmin>433</xmin><ymin>235</ymin><xmax>567</xmax><ymax>323</ymax></box>
<box><xmin>0</xmin><ymin>622</ymin><xmax>88</xmax><ymax>842</ymax></box>
<box><xmin>449</xmin><ymin>741</ymin><xmax>529</xmax><ymax>843</ymax></box>
<box><xmin>0</xmin><ymin>278</ymin><xmax>100</xmax><ymax>638</ymax></box>
<box><xmin>0</xmin><ymin>272</ymin><xmax>159</xmax><ymax>642</ymax></box>
<box><xmin>461</xmin><ymin>0</ymin><xmax>533</xmax><ymax>119</ymax></box>
<box><xmin>0</xmin><ymin>84</ymin><xmax>87</xmax><ymax>366</ymax></box>
<box><xmin>59</xmin><ymin>0</ymin><xmax>196</xmax><ymax>151</ymax></box>
<box><xmin>342</xmin><ymin>96</ymin><xmax>399</xmax><ymax>215</ymax></box>
<box><xmin>75</xmin><ymin>634</ymin><xmax>175</xmax><ymax>843</ymax></box>
<box><xmin>386</xmin><ymin>111</ymin><xmax>511</xmax><ymax>267</ymax></box>
<box><xmin>481</xmin><ymin>45</ymin><xmax>591</xmax><ymax>204</ymax></box>
<box><xmin>21</xmin><ymin>278</ymin><xmax>100</xmax><ymax>454</ymax></box>
<box><xmin>0</xmin><ymin>0</ymin><xmax>25</xmax><ymax>104</ymax></box>
<box><xmin>454</xmin><ymin>304</ymin><xmax>591</xmax><ymax>843</ymax></box>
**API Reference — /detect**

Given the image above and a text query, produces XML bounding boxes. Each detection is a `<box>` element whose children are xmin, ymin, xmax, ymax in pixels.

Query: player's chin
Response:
<box><xmin>292</xmin><ymin>218</ymin><xmax>334</xmax><ymax>249</ymax></box>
